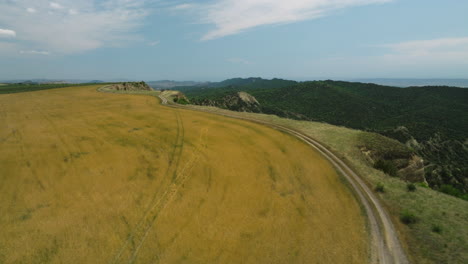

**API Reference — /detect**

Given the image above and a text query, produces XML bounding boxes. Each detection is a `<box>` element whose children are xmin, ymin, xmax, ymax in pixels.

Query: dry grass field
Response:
<box><xmin>0</xmin><ymin>85</ymin><xmax>367</xmax><ymax>263</ymax></box>
<box><xmin>184</xmin><ymin>105</ymin><xmax>468</xmax><ymax>264</ymax></box>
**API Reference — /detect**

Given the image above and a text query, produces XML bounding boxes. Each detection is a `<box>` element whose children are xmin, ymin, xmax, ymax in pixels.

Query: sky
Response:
<box><xmin>0</xmin><ymin>0</ymin><xmax>467</xmax><ymax>81</ymax></box>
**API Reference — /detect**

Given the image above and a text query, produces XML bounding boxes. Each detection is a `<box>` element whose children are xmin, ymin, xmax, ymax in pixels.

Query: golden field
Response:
<box><xmin>185</xmin><ymin>104</ymin><xmax>468</xmax><ymax>264</ymax></box>
<box><xmin>0</xmin><ymin>85</ymin><xmax>367</xmax><ymax>263</ymax></box>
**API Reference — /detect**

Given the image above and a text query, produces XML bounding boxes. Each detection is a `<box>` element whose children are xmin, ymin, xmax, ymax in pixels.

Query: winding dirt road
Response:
<box><xmin>158</xmin><ymin>93</ymin><xmax>409</xmax><ymax>264</ymax></box>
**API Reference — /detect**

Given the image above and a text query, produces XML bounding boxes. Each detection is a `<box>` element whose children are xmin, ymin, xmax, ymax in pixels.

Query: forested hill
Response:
<box><xmin>178</xmin><ymin>77</ymin><xmax>297</xmax><ymax>91</ymax></box>
<box><xmin>183</xmin><ymin>78</ymin><xmax>468</xmax><ymax>199</ymax></box>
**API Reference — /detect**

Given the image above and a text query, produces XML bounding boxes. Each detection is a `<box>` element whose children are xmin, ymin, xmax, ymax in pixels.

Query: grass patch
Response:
<box><xmin>358</xmin><ymin>132</ymin><xmax>412</xmax><ymax>160</ymax></box>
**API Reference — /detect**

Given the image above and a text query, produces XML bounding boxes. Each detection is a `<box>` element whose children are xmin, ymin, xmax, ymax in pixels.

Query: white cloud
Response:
<box><xmin>26</xmin><ymin>7</ymin><xmax>36</xmax><ymax>13</ymax></box>
<box><xmin>0</xmin><ymin>0</ymin><xmax>151</xmax><ymax>54</ymax></box>
<box><xmin>20</xmin><ymin>50</ymin><xmax>50</xmax><ymax>55</ymax></box>
<box><xmin>380</xmin><ymin>37</ymin><xmax>468</xmax><ymax>63</ymax></box>
<box><xmin>49</xmin><ymin>2</ymin><xmax>63</xmax><ymax>9</ymax></box>
<box><xmin>306</xmin><ymin>37</ymin><xmax>468</xmax><ymax>78</ymax></box>
<box><xmin>199</xmin><ymin>0</ymin><xmax>392</xmax><ymax>40</ymax></box>
<box><xmin>149</xmin><ymin>41</ymin><xmax>160</xmax><ymax>46</ymax></box>
<box><xmin>0</xmin><ymin>29</ymin><xmax>16</xmax><ymax>38</ymax></box>
<box><xmin>173</xmin><ymin>4</ymin><xmax>194</xmax><ymax>10</ymax></box>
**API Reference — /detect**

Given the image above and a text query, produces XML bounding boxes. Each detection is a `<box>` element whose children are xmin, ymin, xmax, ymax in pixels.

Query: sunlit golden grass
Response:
<box><xmin>0</xmin><ymin>85</ymin><xmax>368</xmax><ymax>263</ymax></box>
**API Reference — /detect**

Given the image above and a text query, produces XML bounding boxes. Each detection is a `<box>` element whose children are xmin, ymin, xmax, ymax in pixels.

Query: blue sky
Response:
<box><xmin>0</xmin><ymin>0</ymin><xmax>467</xmax><ymax>81</ymax></box>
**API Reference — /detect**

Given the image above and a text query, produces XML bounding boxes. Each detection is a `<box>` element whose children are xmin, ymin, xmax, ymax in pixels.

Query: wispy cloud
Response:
<box><xmin>173</xmin><ymin>3</ymin><xmax>194</xmax><ymax>10</ymax></box>
<box><xmin>0</xmin><ymin>0</ymin><xmax>151</xmax><ymax>54</ymax></box>
<box><xmin>310</xmin><ymin>37</ymin><xmax>468</xmax><ymax>78</ymax></box>
<box><xmin>199</xmin><ymin>0</ymin><xmax>392</xmax><ymax>40</ymax></box>
<box><xmin>49</xmin><ymin>2</ymin><xmax>63</xmax><ymax>10</ymax></box>
<box><xmin>380</xmin><ymin>37</ymin><xmax>468</xmax><ymax>63</ymax></box>
<box><xmin>0</xmin><ymin>29</ymin><xmax>16</xmax><ymax>38</ymax></box>
<box><xmin>20</xmin><ymin>50</ymin><xmax>50</xmax><ymax>55</ymax></box>
<box><xmin>149</xmin><ymin>41</ymin><xmax>160</xmax><ymax>46</ymax></box>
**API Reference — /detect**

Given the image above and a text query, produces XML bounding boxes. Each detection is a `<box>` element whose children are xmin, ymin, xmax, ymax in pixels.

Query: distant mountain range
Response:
<box><xmin>2</xmin><ymin>78</ymin><xmax>468</xmax><ymax>88</ymax></box>
<box><xmin>0</xmin><ymin>79</ymin><xmax>106</xmax><ymax>84</ymax></box>
<box><xmin>351</xmin><ymin>78</ymin><xmax>468</xmax><ymax>88</ymax></box>
<box><xmin>146</xmin><ymin>80</ymin><xmax>209</xmax><ymax>89</ymax></box>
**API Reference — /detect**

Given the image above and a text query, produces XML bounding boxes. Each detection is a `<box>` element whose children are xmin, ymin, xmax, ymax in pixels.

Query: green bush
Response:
<box><xmin>438</xmin><ymin>184</ymin><xmax>468</xmax><ymax>200</ymax></box>
<box><xmin>177</xmin><ymin>98</ymin><xmax>190</xmax><ymax>105</ymax></box>
<box><xmin>407</xmin><ymin>183</ymin><xmax>416</xmax><ymax>192</ymax></box>
<box><xmin>417</xmin><ymin>182</ymin><xmax>429</xmax><ymax>188</ymax></box>
<box><xmin>373</xmin><ymin>159</ymin><xmax>398</xmax><ymax>177</ymax></box>
<box><xmin>431</xmin><ymin>224</ymin><xmax>442</xmax><ymax>234</ymax></box>
<box><xmin>375</xmin><ymin>183</ymin><xmax>385</xmax><ymax>193</ymax></box>
<box><xmin>400</xmin><ymin>210</ymin><xmax>418</xmax><ymax>225</ymax></box>
<box><xmin>440</xmin><ymin>184</ymin><xmax>461</xmax><ymax>197</ymax></box>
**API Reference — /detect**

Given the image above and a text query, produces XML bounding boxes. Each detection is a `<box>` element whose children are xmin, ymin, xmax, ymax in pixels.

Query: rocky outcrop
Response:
<box><xmin>398</xmin><ymin>155</ymin><xmax>426</xmax><ymax>183</ymax></box>
<box><xmin>108</xmin><ymin>82</ymin><xmax>152</xmax><ymax>91</ymax></box>
<box><xmin>195</xmin><ymin>91</ymin><xmax>261</xmax><ymax>112</ymax></box>
<box><xmin>382</xmin><ymin>126</ymin><xmax>467</xmax><ymax>194</ymax></box>
<box><xmin>172</xmin><ymin>92</ymin><xmax>190</xmax><ymax>104</ymax></box>
<box><xmin>358</xmin><ymin>132</ymin><xmax>426</xmax><ymax>183</ymax></box>
<box><xmin>238</xmin><ymin>92</ymin><xmax>259</xmax><ymax>105</ymax></box>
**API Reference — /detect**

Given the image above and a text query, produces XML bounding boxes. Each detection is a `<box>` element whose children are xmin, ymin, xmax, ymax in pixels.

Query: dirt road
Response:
<box><xmin>159</xmin><ymin>94</ymin><xmax>409</xmax><ymax>264</ymax></box>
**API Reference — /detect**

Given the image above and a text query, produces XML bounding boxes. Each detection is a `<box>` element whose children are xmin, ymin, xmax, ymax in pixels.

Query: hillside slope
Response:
<box><xmin>167</xmin><ymin>102</ymin><xmax>468</xmax><ymax>264</ymax></box>
<box><xmin>184</xmin><ymin>79</ymin><xmax>468</xmax><ymax>198</ymax></box>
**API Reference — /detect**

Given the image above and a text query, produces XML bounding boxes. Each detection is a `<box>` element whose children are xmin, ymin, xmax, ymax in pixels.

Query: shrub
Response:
<box><xmin>374</xmin><ymin>159</ymin><xmax>398</xmax><ymax>177</ymax></box>
<box><xmin>400</xmin><ymin>210</ymin><xmax>418</xmax><ymax>225</ymax></box>
<box><xmin>432</xmin><ymin>224</ymin><xmax>442</xmax><ymax>234</ymax></box>
<box><xmin>440</xmin><ymin>184</ymin><xmax>461</xmax><ymax>197</ymax></box>
<box><xmin>177</xmin><ymin>98</ymin><xmax>190</xmax><ymax>105</ymax></box>
<box><xmin>407</xmin><ymin>183</ymin><xmax>416</xmax><ymax>192</ymax></box>
<box><xmin>417</xmin><ymin>182</ymin><xmax>429</xmax><ymax>188</ymax></box>
<box><xmin>375</xmin><ymin>183</ymin><xmax>385</xmax><ymax>193</ymax></box>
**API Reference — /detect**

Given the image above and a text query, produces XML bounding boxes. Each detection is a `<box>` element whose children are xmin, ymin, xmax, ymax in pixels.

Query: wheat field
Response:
<box><xmin>0</xmin><ymin>85</ymin><xmax>368</xmax><ymax>263</ymax></box>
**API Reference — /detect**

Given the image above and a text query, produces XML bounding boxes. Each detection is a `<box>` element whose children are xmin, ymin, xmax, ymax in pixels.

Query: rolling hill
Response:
<box><xmin>0</xmin><ymin>84</ymin><xmax>367</xmax><ymax>263</ymax></box>
<box><xmin>183</xmin><ymin>78</ymin><xmax>468</xmax><ymax>198</ymax></box>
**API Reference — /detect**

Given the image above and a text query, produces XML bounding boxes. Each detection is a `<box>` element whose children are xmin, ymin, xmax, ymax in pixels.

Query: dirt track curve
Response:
<box><xmin>158</xmin><ymin>94</ymin><xmax>409</xmax><ymax>264</ymax></box>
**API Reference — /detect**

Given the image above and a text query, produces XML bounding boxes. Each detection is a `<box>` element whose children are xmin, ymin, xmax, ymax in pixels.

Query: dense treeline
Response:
<box><xmin>183</xmin><ymin>78</ymin><xmax>468</xmax><ymax>199</ymax></box>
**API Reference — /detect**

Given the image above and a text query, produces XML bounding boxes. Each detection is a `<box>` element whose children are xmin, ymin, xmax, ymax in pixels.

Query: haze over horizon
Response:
<box><xmin>1</xmin><ymin>0</ymin><xmax>467</xmax><ymax>81</ymax></box>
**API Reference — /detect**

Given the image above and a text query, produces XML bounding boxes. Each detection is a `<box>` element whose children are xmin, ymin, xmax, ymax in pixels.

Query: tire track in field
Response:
<box><xmin>29</xmin><ymin>94</ymin><xmax>82</xmax><ymax>181</ymax></box>
<box><xmin>111</xmin><ymin>109</ymin><xmax>190</xmax><ymax>264</ymax></box>
<box><xmin>169</xmin><ymin>110</ymin><xmax>185</xmax><ymax>181</ymax></box>
<box><xmin>15</xmin><ymin>92</ymin><xmax>78</xmax><ymax>190</ymax></box>
<box><xmin>128</xmin><ymin>127</ymin><xmax>208</xmax><ymax>264</ymax></box>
